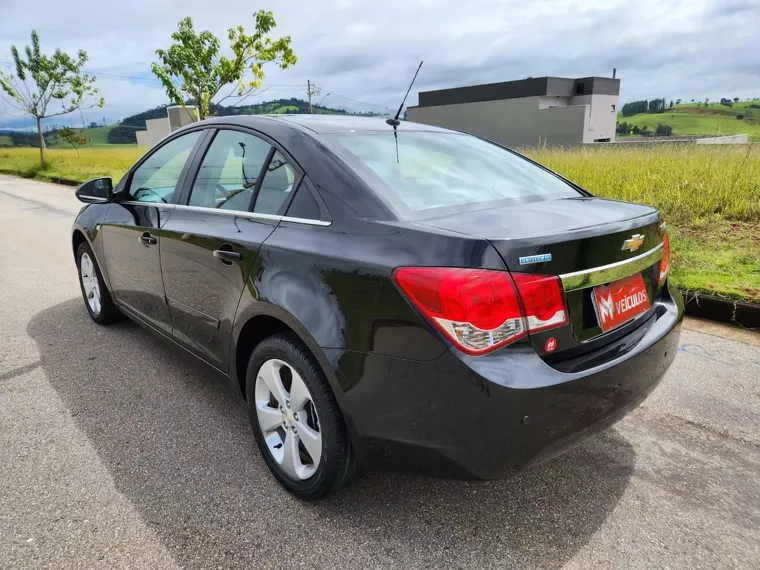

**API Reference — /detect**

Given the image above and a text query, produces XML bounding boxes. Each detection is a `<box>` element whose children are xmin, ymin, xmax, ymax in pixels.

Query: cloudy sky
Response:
<box><xmin>0</xmin><ymin>0</ymin><xmax>758</xmax><ymax>128</ymax></box>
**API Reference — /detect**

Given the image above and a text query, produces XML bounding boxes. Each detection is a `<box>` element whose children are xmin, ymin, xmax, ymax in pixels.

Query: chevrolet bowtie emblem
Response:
<box><xmin>622</xmin><ymin>234</ymin><xmax>645</xmax><ymax>252</ymax></box>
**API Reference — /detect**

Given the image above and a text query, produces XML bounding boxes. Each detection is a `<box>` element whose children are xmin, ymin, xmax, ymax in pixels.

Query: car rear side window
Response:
<box><xmin>323</xmin><ymin>131</ymin><xmax>580</xmax><ymax>213</ymax></box>
<box><xmin>253</xmin><ymin>151</ymin><xmax>298</xmax><ymax>215</ymax></box>
<box><xmin>127</xmin><ymin>131</ymin><xmax>202</xmax><ymax>203</ymax></box>
<box><xmin>188</xmin><ymin>130</ymin><xmax>272</xmax><ymax>212</ymax></box>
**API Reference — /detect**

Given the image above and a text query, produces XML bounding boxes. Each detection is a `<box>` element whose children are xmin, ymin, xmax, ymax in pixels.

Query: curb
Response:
<box><xmin>680</xmin><ymin>289</ymin><xmax>760</xmax><ymax>329</ymax></box>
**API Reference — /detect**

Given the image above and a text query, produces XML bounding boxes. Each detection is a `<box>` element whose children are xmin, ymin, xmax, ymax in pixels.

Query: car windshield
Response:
<box><xmin>323</xmin><ymin>131</ymin><xmax>581</xmax><ymax>214</ymax></box>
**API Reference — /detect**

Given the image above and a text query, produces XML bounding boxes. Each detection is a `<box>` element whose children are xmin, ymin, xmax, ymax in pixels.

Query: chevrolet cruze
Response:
<box><xmin>71</xmin><ymin>115</ymin><xmax>683</xmax><ymax>499</ymax></box>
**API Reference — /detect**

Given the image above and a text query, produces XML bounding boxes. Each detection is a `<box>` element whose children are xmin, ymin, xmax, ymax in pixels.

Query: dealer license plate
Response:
<box><xmin>591</xmin><ymin>273</ymin><xmax>651</xmax><ymax>333</ymax></box>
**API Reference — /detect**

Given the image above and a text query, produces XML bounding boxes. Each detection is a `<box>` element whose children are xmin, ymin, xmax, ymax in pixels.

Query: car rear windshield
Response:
<box><xmin>323</xmin><ymin>131</ymin><xmax>581</xmax><ymax>214</ymax></box>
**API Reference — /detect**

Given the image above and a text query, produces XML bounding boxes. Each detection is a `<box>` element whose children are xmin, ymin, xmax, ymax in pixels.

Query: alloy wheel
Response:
<box><xmin>80</xmin><ymin>252</ymin><xmax>102</xmax><ymax>316</ymax></box>
<box><xmin>254</xmin><ymin>358</ymin><xmax>322</xmax><ymax>480</ymax></box>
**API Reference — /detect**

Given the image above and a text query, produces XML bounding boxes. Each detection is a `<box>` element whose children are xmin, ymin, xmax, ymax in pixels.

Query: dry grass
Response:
<box><xmin>0</xmin><ymin>147</ymin><xmax>143</xmax><ymax>183</ymax></box>
<box><xmin>523</xmin><ymin>143</ymin><xmax>760</xmax><ymax>225</ymax></box>
<box><xmin>2</xmin><ymin>144</ymin><xmax>759</xmax><ymax>301</ymax></box>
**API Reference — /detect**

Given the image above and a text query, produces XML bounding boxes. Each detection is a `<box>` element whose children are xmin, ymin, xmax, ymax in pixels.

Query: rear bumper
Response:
<box><xmin>329</xmin><ymin>282</ymin><xmax>683</xmax><ymax>479</ymax></box>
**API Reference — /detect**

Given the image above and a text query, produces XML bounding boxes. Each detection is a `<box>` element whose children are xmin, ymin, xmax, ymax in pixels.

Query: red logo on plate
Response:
<box><xmin>592</xmin><ymin>274</ymin><xmax>651</xmax><ymax>332</ymax></box>
<box><xmin>544</xmin><ymin>337</ymin><xmax>557</xmax><ymax>353</ymax></box>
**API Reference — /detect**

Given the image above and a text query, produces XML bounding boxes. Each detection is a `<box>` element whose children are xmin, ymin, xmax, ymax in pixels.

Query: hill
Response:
<box><xmin>107</xmin><ymin>98</ymin><xmax>356</xmax><ymax>144</ymax></box>
<box><xmin>617</xmin><ymin>99</ymin><xmax>760</xmax><ymax>139</ymax></box>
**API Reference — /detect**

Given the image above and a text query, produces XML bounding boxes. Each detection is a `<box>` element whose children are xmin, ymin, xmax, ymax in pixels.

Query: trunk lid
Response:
<box><xmin>419</xmin><ymin>197</ymin><xmax>666</xmax><ymax>358</ymax></box>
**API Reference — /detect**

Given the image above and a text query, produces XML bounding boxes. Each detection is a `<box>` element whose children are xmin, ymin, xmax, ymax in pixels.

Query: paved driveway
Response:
<box><xmin>1</xmin><ymin>175</ymin><xmax>758</xmax><ymax>569</ymax></box>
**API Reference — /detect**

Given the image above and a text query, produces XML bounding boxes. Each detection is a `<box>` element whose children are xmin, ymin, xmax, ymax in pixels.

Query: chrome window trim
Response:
<box><xmin>559</xmin><ymin>242</ymin><xmax>663</xmax><ymax>292</ymax></box>
<box><xmin>120</xmin><ymin>201</ymin><xmax>331</xmax><ymax>226</ymax></box>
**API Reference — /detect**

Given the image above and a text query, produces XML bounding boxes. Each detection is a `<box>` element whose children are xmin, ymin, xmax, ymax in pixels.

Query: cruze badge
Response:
<box><xmin>519</xmin><ymin>253</ymin><xmax>552</xmax><ymax>265</ymax></box>
<box><xmin>622</xmin><ymin>234</ymin><xmax>645</xmax><ymax>252</ymax></box>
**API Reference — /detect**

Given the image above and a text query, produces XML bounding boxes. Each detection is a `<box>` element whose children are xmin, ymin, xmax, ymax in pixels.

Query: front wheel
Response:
<box><xmin>76</xmin><ymin>242</ymin><xmax>121</xmax><ymax>325</ymax></box>
<box><xmin>246</xmin><ymin>334</ymin><xmax>356</xmax><ymax>499</ymax></box>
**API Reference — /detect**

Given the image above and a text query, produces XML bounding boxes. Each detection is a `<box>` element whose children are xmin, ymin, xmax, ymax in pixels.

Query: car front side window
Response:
<box><xmin>127</xmin><ymin>131</ymin><xmax>202</xmax><ymax>203</ymax></box>
<box><xmin>188</xmin><ymin>130</ymin><xmax>272</xmax><ymax>212</ymax></box>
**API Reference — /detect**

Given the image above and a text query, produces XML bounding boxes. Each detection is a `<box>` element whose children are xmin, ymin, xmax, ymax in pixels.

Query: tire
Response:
<box><xmin>76</xmin><ymin>241</ymin><xmax>121</xmax><ymax>325</ymax></box>
<box><xmin>246</xmin><ymin>333</ymin><xmax>356</xmax><ymax>499</ymax></box>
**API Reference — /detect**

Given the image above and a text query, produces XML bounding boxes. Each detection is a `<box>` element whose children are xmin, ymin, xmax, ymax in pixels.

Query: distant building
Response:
<box><xmin>407</xmin><ymin>76</ymin><xmax>620</xmax><ymax>147</ymax></box>
<box><xmin>136</xmin><ymin>105</ymin><xmax>198</xmax><ymax>147</ymax></box>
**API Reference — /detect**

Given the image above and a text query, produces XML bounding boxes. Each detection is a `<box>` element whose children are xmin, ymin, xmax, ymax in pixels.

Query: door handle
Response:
<box><xmin>213</xmin><ymin>249</ymin><xmax>242</xmax><ymax>262</ymax></box>
<box><xmin>139</xmin><ymin>233</ymin><xmax>157</xmax><ymax>246</ymax></box>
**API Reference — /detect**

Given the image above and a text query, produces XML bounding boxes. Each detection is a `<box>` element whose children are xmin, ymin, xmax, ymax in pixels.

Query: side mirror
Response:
<box><xmin>75</xmin><ymin>177</ymin><xmax>113</xmax><ymax>204</ymax></box>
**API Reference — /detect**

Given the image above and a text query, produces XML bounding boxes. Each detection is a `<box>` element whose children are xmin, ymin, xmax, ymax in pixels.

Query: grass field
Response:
<box><xmin>45</xmin><ymin>126</ymin><xmax>119</xmax><ymax>148</ymax></box>
<box><xmin>619</xmin><ymin>99</ymin><xmax>760</xmax><ymax>140</ymax></box>
<box><xmin>1</xmin><ymin>144</ymin><xmax>758</xmax><ymax>302</ymax></box>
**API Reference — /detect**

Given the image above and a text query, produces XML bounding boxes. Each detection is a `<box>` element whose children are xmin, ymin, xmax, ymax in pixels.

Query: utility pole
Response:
<box><xmin>307</xmin><ymin>80</ymin><xmax>313</xmax><ymax>114</ymax></box>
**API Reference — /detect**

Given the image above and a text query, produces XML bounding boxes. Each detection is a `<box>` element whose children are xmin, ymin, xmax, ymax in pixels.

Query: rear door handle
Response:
<box><xmin>139</xmin><ymin>233</ymin><xmax>157</xmax><ymax>246</ymax></box>
<box><xmin>213</xmin><ymin>249</ymin><xmax>242</xmax><ymax>262</ymax></box>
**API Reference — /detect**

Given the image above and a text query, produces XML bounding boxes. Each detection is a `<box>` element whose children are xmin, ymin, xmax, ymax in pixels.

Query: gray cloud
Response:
<box><xmin>1</xmin><ymin>0</ymin><xmax>759</xmax><ymax>128</ymax></box>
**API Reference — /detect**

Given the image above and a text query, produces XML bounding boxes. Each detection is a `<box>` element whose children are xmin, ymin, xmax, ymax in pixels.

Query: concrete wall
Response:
<box><xmin>135</xmin><ymin>118</ymin><xmax>171</xmax><ymax>148</ymax></box>
<box><xmin>407</xmin><ymin>96</ymin><xmax>590</xmax><ymax>147</ymax></box>
<box><xmin>580</xmin><ymin>94</ymin><xmax>619</xmax><ymax>142</ymax></box>
<box><xmin>696</xmin><ymin>134</ymin><xmax>749</xmax><ymax>144</ymax></box>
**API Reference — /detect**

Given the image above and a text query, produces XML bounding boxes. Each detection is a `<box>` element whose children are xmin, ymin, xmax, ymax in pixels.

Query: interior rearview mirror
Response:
<box><xmin>75</xmin><ymin>177</ymin><xmax>113</xmax><ymax>204</ymax></box>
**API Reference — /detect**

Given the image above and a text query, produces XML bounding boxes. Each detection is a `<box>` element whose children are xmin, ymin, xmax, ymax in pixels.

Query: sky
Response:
<box><xmin>0</xmin><ymin>0</ymin><xmax>759</xmax><ymax>129</ymax></box>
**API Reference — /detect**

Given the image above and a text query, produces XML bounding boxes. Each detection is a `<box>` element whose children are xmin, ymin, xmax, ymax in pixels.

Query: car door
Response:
<box><xmin>101</xmin><ymin>129</ymin><xmax>206</xmax><ymax>333</ymax></box>
<box><xmin>159</xmin><ymin>127</ymin><xmax>302</xmax><ymax>370</ymax></box>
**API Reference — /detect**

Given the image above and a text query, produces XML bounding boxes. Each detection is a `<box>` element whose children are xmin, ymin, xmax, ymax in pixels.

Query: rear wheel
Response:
<box><xmin>246</xmin><ymin>333</ymin><xmax>355</xmax><ymax>499</ymax></box>
<box><xmin>76</xmin><ymin>242</ymin><xmax>120</xmax><ymax>324</ymax></box>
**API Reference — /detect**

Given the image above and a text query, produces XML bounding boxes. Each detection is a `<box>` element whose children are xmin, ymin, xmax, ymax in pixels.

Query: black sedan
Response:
<box><xmin>72</xmin><ymin>115</ymin><xmax>683</xmax><ymax>499</ymax></box>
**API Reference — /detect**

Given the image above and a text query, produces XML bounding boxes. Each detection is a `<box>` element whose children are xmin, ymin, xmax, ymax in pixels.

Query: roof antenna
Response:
<box><xmin>386</xmin><ymin>61</ymin><xmax>423</xmax><ymax>162</ymax></box>
<box><xmin>386</xmin><ymin>61</ymin><xmax>423</xmax><ymax>128</ymax></box>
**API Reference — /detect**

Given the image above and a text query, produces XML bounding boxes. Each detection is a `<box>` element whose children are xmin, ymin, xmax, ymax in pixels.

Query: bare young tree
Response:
<box><xmin>0</xmin><ymin>30</ymin><xmax>104</xmax><ymax>164</ymax></box>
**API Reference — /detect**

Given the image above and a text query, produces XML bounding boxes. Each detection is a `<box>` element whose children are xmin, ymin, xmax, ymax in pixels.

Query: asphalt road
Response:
<box><xmin>1</xmin><ymin>174</ymin><xmax>759</xmax><ymax>570</ymax></box>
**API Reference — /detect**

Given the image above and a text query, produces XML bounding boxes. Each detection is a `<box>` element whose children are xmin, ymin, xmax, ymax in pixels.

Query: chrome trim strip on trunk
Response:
<box><xmin>559</xmin><ymin>242</ymin><xmax>664</xmax><ymax>292</ymax></box>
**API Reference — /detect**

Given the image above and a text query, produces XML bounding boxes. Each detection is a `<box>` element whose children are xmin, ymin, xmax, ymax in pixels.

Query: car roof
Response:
<box><xmin>198</xmin><ymin>113</ymin><xmax>452</xmax><ymax>134</ymax></box>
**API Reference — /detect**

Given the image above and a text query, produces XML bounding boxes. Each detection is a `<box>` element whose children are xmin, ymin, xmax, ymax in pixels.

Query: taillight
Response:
<box><xmin>392</xmin><ymin>267</ymin><xmax>568</xmax><ymax>355</ymax></box>
<box><xmin>658</xmin><ymin>232</ymin><xmax>670</xmax><ymax>283</ymax></box>
<box><xmin>511</xmin><ymin>273</ymin><xmax>570</xmax><ymax>332</ymax></box>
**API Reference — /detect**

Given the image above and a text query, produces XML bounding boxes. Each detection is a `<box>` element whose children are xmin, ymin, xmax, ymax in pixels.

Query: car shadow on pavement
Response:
<box><xmin>29</xmin><ymin>299</ymin><xmax>635</xmax><ymax>570</ymax></box>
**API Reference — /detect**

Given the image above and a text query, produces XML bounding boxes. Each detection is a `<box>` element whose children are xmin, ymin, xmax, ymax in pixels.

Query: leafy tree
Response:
<box><xmin>151</xmin><ymin>11</ymin><xmax>297</xmax><ymax>120</ymax></box>
<box><xmin>719</xmin><ymin>97</ymin><xmax>733</xmax><ymax>107</ymax></box>
<box><xmin>88</xmin><ymin>121</ymin><xmax>98</xmax><ymax>129</ymax></box>
<box><xmin>676</xmin><ymin>99</ymin><xmax>682</xmax><ymax>105</ymax></box>
<box><xmin>58</xmin><ymin>126</ymin><xmax>90</xmax><ymax>155</ymax></box>
<box><xmin>621</xmin><ymin>100</ymin><xmax>648</xmax><ymax>117</ymax></box>
<box><xmin>704</xmin><ymin>98</ymin><xmax>709</xmax><ymax>106</ymax></box>
<box><xmin>733</xmin><ymin>97</ymin><xmax>739</xmax><ymax>103</ymax></box>
<box><xmin>616</xmin><ymin>121</ymin><xmax>631</xmax><ymax>135</ymax></box>
<box><xmin>655</xmin><ymin>123</ymin><xmax>673</xmax><ymax>136</ymax></box>
<box><xmin>669</xmin><ymin>100</ymin><xmax>674</xmax><ymax>109</ymax></box>
<box><xmin>632</xmin><ymin>125</ymin><xmax>641</xmax><ymax>134</ymax></box>
<box><xmin>0</xmin><ymin>30</ymin><xmax>104</xmax><ymax>164</ymax></box>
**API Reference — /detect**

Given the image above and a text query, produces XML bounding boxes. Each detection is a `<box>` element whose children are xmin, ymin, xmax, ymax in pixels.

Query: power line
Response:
<box><xmin>311</xmin><ymin>86</ymin><xmax>389</xmax><ymax>111</ymax></box>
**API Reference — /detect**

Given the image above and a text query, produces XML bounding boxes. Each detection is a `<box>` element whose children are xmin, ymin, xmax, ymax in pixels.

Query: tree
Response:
<box><xmin>0</xmin><ymin>30</ymin><xmax>104</xmax><ymax>165</ymax></box>
<box><xmin>57</xmin><ymin>127</ymin><xmax>90</xmax><ymax>156</ymax></box>
<box><xmin>151</xmin><ymin>11</ymin><xmax>297</xmax><ymax>120</ymax></box>
<box><xmin>676</xmin><ymin>98</ymin><xmax>682</xmax><ymax>105</ymax></box>
<box><xmin>669</xmin><ymin>100</ymin><xmax>674</xmax><ymax>109</ymax></box>
<box><xmin>733</xmin><ymin>97</ymin><xmax>740</xmax><ymax>103</ymax></box>
<box><xmin>88</xmin><ymin>121</ymin><xmax>98</xmax><ymax>129</ymax></box>
<box><xmin>616</xmin><ymin>121</ymin><xmax>631</xmax><ymax>135</ymax></box>
<box><xmin>655</xmin><ymin>123</ymin><xmax>673</xmax><ymax>136</ymax></box>
<box><xmin>704</xmin><ymin>98</ymin><xmax>710</xmax><ymax>107</ymax></box>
